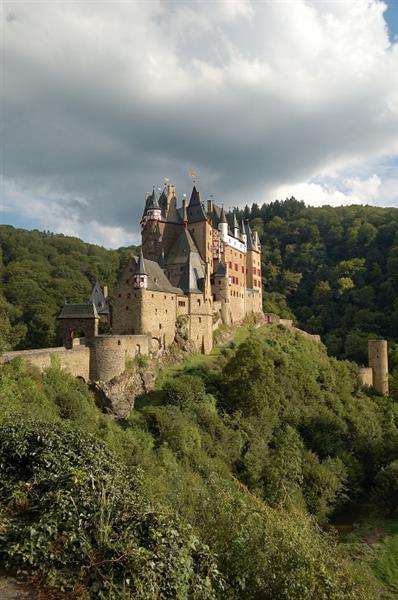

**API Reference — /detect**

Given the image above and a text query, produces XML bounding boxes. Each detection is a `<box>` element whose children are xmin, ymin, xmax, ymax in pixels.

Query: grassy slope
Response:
<box><xmin>344</xmin><ymin>518</ymin><xmax>398</xmax><ymax>599</ymax></box>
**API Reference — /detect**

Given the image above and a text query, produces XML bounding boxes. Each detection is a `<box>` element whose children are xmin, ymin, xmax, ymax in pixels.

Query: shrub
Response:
<box><xmin>373</xmin><ymin>460</ymin><xmax>398</xmax><ymax>515</ymax></box>
<box><xmin>162</xmin><ymin>374</ymin><xmax>206</xmax><ymax>410</ymax></box>
<box><xmin>0</xmin><ymin>420</ymin><xmax>221</xmax><ymax>599</ymax></box>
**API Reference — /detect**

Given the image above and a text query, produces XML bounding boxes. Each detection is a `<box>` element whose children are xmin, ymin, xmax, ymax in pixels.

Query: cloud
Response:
<box><xmin>1</xmin><ymin>0</ymin><xmax>397</xmax><ymax>246</ymax></box>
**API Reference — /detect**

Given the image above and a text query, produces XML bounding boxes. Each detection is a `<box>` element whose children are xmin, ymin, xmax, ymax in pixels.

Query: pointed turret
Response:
<box><xmin>218</xmin><ymin>205</ymin><xmax>228</xmax><ymax>237</ymax></box>
<box><xmin>141</xmin><ymin>188</ymin><xmax>162</xmax><ymax>228</ymax></box>
<box><xmin>189</xmin><ymin>185</ymin><xmax>201</xmax><ymax>206</ymax></box>
<box><xmin>240</xmin><ymin>217</ymin><xmax>247</xmax><ymax>244</ymax></box>
<box><xmin>233</xmin><ymin>211</ymin><xmax>239</xmax><ymax>238</ymax></box>
<box><xmin>137</xmin><ymin>248</ymin><xmax>147</xmax><ymax>275</ymax></box>
<box><xmin>134</xmin><ymin>249</ymin><xmax>148</xmax><ymax>288</ymax></box>
<box><xmin>187</xmin><ymin>185</ymin><xmax>207</xmax><ymax>222</ymax></box>
<box><xmin>245</xmin><ymin>220</ymin><xmax>254</xmax><ymax>251</ymax></box>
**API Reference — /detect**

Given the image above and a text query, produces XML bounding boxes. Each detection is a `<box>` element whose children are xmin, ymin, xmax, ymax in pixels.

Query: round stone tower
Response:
<box><xmin>368</xmin><ymin>339</ymin><xmax>389</xmax><ymax>396</ymax></box>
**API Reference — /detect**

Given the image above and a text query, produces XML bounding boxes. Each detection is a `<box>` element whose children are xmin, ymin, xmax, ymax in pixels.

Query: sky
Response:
<box><xmin>1</xmin><ymin>0</ymin><xmax>397</xmax><ymax>248</ymax></box>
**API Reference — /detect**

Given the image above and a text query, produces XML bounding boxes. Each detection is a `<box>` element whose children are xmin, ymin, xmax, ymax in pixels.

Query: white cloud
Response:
<box><xmin>1</xmin><ymin>0</ymin><xmax>397</xmax><ymax>245</ymax></box>
<box><xmin>271</xmin><ymin>172</ymin><xmax>398</xmax><ymax>207</ymax></box>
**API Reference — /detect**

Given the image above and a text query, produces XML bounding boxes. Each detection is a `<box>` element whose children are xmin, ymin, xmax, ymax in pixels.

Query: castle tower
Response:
<box><xmin>368</xmin><ymin>340</ymin><xmax>389</xmax><ymax>396</ymax></box>
<box><xmin>141</xmin><ymin>189</ymin><xmax>164</xmax><ymax>262</ymax></box>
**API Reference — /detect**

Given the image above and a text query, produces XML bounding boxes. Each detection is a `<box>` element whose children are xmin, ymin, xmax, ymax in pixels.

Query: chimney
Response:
<box><xmin>182</xmin><ymin>197</ymin><xmax>188</xmax><ymax>229</ymax></box>
<box><xmin>207</xmin><ymin>198</ymin><xmax>213</xmax><ymax>214</ymax></box>
<box><xmin>103</xmin><ymin>285</ymin><xmax>108</xmax><ymax>300</ymax></box>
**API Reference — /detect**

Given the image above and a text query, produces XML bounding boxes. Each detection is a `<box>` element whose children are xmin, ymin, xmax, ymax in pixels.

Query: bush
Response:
<box><xmin>373</xmin><ymin>460</ymin><xmax>398</xmax><ymax>515</ymax></box>
<box><xmin>0</xmin><ymin>420</ymin><xmax>221</xmax><ymax>599</ymax></box>
<box><xmin>162</xmin><ymin>374</ymin><xmax>206</xmax><ymax>410</ymax></box>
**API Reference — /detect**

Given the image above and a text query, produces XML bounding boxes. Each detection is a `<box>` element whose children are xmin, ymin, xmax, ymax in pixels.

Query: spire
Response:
<box><xmin>240</xmin><ymin>217</ymin><xmax>245</xmax><ymax>233</ymax></box>
<box><xmin>189</xmin><ymin>185</ymin><xmax>201</xmax><ymax>206</ymax></box>
<box><xmin>146</xmin><ymin>187</ymin><xmax>159</xmax><ymax>210</ymax></box>
<box><xmin>245</xmin><ymin>220</ymin><xmax>254</xmax><ymax>250</ymax></box>
<box><xmin>218</xmin><ymin>204</ymin><xmax>228</xmax><ymax>236</ymax></box>
<box><xmin>137</xmin><ymin>248</ymin><xmax>147</xmax><ymax>275</ymax></box>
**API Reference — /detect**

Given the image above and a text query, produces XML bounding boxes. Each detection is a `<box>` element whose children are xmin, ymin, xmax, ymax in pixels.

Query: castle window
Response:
<box><xmin>134</xmin><ymin>293</ymin><xmax>137</xmax><ymax>298</ymax></box>
<box><xmin>159</xmin><ymin>323</ymin><xmax>162</xmax><ymax>329</ymax></box>
<box><xmin>118</xmin><ymin>293</ymin><xmax>121</xmax><ymax>297</ymax></box>
<box><xmin>165</xmin><ymin>309</ymin><xmax>168</xmax><ymax>314</ymax></box>
<box><xmin>164</xmin><ymin>295</ymin><xmax>167</xmax><ymax>300</ymax></box>
<box><xmin>197</xmin><ymin>299</ymin><xmax>201</xmax><ymax>306</ymax></box>
<box><xmin>155</xmin><ymin>309</ymin><xmax>158</xmax><ymax>314</ymax></box>
<box><xmin>126</xmin><ymin>306</ymin><xmax>129</xmax><ymax>310</ymax></box>
<box><xmin>125</xmin><ymin>280</ymin><xmax>129</xmax><ymax>284</ymax></box>
<box><xmin>178</xmin><ymin>301</ymin><xmax>185</xmax><ymax>307</ymax></box>
<box><xmin>242</xmin><ymin>266</ymin><xmax>244</xmax><ymax>273</ymax></box>
<box><xmin>118</xmin><ymin>340</ymin><xmax>121</xmax><ymax>346</ymax></box>
<box><xmin>180</xmin><ymin>266</ymin><xmax>184</xmax><ymax>271</ymax></box>
<box><xmin>199</xmin><ymin>317</ymin><xmax>202</xmax><ymax>323</ymax></box>
<box><xmin>152</xmin><ymin>294</ymin><xmax>154</xmax><ymax>298</ymax></box>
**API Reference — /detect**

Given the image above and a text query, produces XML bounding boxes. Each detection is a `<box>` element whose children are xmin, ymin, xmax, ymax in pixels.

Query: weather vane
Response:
<box><xmin>189</xmin><ymin>170</ymin><xmax>198</xmax><ymax>184</ymax></box>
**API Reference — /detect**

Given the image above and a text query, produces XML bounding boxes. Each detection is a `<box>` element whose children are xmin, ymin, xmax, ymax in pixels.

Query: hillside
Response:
<box><xmin>237</xmin><ymin>200</ymin><xmax>398</xmax><ymax>366</ymax></box>
<box><xmin>1</xmin><ymin>201</ymin><xmax>397</xmax><ymax>368</ymax></box>
<box><xmin>0</xmin><ymin>225</ymin><xmax>138</xmax><ymax>351</ymax></box>
<box><xmin>1</xmin><ymin>324</ymin><xmax>397</xmax><ymax>598</ymax></box>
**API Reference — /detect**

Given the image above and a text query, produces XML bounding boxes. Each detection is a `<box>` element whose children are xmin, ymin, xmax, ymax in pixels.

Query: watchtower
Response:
<box><xmin>368</xmin><ymin>339</ymin><xmax>389</xmax><ymax>396</ymax></box>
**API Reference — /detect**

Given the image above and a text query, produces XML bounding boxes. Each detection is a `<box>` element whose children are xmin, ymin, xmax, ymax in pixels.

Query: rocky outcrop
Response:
<box><xmin>91</xmin><ymin>366</ymin><xmax>156</xmax><ymax>419</ymax></box>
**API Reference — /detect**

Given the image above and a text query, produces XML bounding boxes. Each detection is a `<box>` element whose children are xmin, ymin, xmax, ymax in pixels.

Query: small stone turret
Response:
<box><xmin>368</xmin><ymin>339</ymin><xmax>389</xmax><ymax>396</ymax></box>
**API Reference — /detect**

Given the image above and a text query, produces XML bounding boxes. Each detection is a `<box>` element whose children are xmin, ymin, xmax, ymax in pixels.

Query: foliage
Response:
<box><xmin>373</xmin><ymin>460</ymin><xmax>398</xmax><ymax>516</ymax></box>
<box><xmin>1</xmin><ymin>325</ymin><xmax>396</xmax><ymax>598</ymax></box>
<box><xmin>238</xmin><ymin>199</ymin><xmax>398</xmax><ymax>363</ymax></box>
<box><xmin>0</xmin><ymin>225</ymin><xmax>137</xmax><ymax>349</ymax></box>
<box><xmin>0</xmin><ymin>420</ymin><xmax>221</xmax><ymax>599</ymax></box>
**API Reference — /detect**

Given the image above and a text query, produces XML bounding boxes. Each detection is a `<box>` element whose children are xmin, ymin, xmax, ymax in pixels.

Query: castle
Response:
<box><xmin>111</xmin><ymin>183</ymin><xmax>263</xmax><ymax>354</ymax></box>
<box><xmin>0</xmin><ymin>181</ymin><xmax>389</xmax><ymax>396</ymax></box>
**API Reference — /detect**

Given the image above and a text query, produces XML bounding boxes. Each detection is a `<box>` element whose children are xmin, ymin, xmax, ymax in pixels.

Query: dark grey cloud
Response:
<box><xmin>1</xmin><ymin>0</ymin><xmax>397</xmax><ymax>246</ymax></box>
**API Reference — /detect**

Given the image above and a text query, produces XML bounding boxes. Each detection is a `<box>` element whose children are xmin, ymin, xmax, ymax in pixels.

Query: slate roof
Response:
<box><xmin>178</xmin><ymin>253</ymin><xmax>205</xmax><ymax>293</ymax></box>
<box><xmin>134</xmin><ymin>255</ymin><xmax>182</xmax><ymax>294</ymax></box>
<box><xmin>165</xmin><ymin>228</ymin><xmax>199</xmax><ymax>265</ymax></box>
<box><xmin>187</xmin><ymin>185</ymin><xmax>208</xmax><ymax>223</ymax></box>
<box><xmin>137</xmin><ymin>248</ymin><xmax>148</xmax><ymax>275</ymax></box>
<box><xmin>89</xmin><ymin>282</ymin><xmax>109</xmax><ymax>315</ymax></box>
<box><xmin>245</xmin><ymin>220</ymin><xmax>255</xmax><ymax>251</ymax></box>
<box><xmin>214</xmin><ymin>262</ymin><xmax>227</xmax><ymax>276</ymax></box>
<box><xmin>58</xmin><ymin>303</ymin><xmax>99</xmax><ymax>319</ymax></box>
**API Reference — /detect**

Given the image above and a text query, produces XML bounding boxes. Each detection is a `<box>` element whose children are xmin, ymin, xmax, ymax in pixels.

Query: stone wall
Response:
<box><xmin>140</xmin><ymin>289</ymin><xmax>177</xmax><ymax>350</ymax></box>
<box><xmin>358</xmin><ymin>366</ymin><xmax>373</xmax><ymax>387</ymax></box>
<box><xmin>245</xmin><ymin>289</ymin><xmax>262</xmax><ymax>315</ymax></box>
<box><xmin>90</xmin><ymin>334</ymin><xmax>149</xmax><ymax>381</ymax></box>
<box><xmin>0</xmin><ymin>346</ymin><xmax>90</xmax><ymax>380</ymax></box>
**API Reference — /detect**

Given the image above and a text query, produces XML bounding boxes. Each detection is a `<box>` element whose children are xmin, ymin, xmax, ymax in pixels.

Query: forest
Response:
<box><xmin>0</xmin><ymin>200</ymin><xmax>397</xmax><ymax>368</ymax></box>
<box><xmin>1</xmin><ymin>324</ymin><xmax>398</xmax><ymax>598</ymax></box>
<box><xmin>237</xmin><ymin>199</ymin><xmax>398</xmax><ymax>366</ymax></box>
